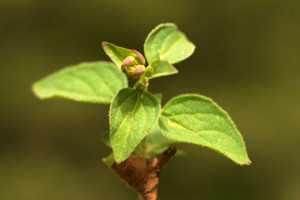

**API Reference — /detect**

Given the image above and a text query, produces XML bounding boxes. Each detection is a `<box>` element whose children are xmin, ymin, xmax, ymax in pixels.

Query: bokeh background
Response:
<box><xmin>1</xmin><ymin>0</ymin><xmax>300</xmax><ymax>199</ymax></box>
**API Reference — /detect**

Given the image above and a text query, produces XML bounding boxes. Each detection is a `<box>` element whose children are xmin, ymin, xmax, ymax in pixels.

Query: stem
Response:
<box><xmin>112</xmin><ymin>147</ymin><xmax>177</xmax><ymax>200</ymax></box>
<box><xmin>134</xmin><ymin>75</ymin><xmax>149</xmax><ymax>94</ymax></box>
<box><xmin>140</xmin><ymin>75</ymin><xmax>149</xmax><ymax>91</ymax></box>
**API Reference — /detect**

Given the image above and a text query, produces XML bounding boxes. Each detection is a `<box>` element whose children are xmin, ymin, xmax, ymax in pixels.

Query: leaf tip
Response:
<box><xmin>102</xmin><ymin>153</ymin><xmax>115</xmax><ymax>167</ymax></box>
<box><xmin>101</xmin><ymin>41</ymin><xmax>109</xmax><ymax>52</ymax></box>
<box><xmin>246</xmin><ymin>160</ymin><xmax>252</xmax><ymax>165</ymax></box>
<box><xmin>101</xmin><ymin>41</ymin><xmax>109</xmax><ymax>46</ymax></box>
<box><xmin>244</xmin><ymin>157</ymin><xmax>252</xmax><ymax>165</ymax></box>
<box><xmin>235</xmin><ymin>155</ymin><xmax>252</xmax><ymax>166</ymax></box>
<box><xmin>31</xmin><ymin>81</ymin><xmax>44</xmax><ymax>100</ymax></box>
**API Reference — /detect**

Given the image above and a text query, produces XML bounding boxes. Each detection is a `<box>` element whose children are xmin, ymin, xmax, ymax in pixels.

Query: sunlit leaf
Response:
<box><xmin>102</xmin><ymin>42</ymin><xmax>132</xmax><ymax>69</ymax></box>
<box><xmin>109</xmin><ymin>88</ymin><xmax>160</xmax><ymax>163</ymax></box>
<box><xmin>154</xmin><ymin>93</ymin><xmax>162</xmax><ymax>102</ymax></box>
<box><xmin>144</xmin><ymin>23</ymin><xmax>195</xmax><ymax>65</ymax></box>
<box><xmin>147</xmin><ymin>59</ymin><xmax>178</xmax><ymax>79</ymax></box>
<box><xmin>159</xmin><ymin>94</ymin><xmax>251</xmax><ymax>165</ymax></box>
<box><xmin>32</xmin><ymin>61</ymin><xmax>127</xmax><ymax>104</ymax></box>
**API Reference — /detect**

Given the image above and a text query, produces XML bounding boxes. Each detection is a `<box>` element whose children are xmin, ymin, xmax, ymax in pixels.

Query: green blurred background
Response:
<box><xmin>1</xmin><ymin>0</ymin><xmax>299</xmax><ymax>199</ymax></box>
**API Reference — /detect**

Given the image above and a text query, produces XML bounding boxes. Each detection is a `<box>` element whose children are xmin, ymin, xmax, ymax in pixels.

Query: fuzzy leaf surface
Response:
<box><xmin>102</xmin><ymin>42</ymin><xmax>132</xmax><ymax>69</ymax></box>
<box><xmin>144</xmin><ymin>23</ymin><xmax>195</xmax><ymax>65</ymax></box>
<box><xmin>109</xmin><ymin>88</ymin><xmax>160</xmax><ymax>163</ymax></box>
<box><xmin>148</xmin><ymin>59</ymin><xmax>178</xmax><ymax>79</ymax></box>
<box><xmin>159</xmin><ymin>94</ymin><xmax>251</xmax><ymax>165</ymax></box>
<box><xmin>32</xmin><ymin>61</ymin><xmax>127</xmax><ymax>103</ymax></box>
<box><xmin>154</xmin><ymin>93</ymin><xmax>162</xmax><ymax>102</ymax></box>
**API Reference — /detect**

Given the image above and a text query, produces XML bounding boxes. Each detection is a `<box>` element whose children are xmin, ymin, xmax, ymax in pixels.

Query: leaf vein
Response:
<box><xmin>162</xmin><ymin>112</ymin><xmax>227</xmax><ymax>120</ymax></box>
<box><xmin>124</xmin><ymin>93</ymin><xmax>141</xmax><ymax>153</ymax></box>
<box><xmin>67</xmin><ymin>72</ymin><xmax>98</xmax><ymax>95</ymax></box>
<box><xmin>167</xmin><ymin>118</ymin><xmax>239</xmax><ymax>144</ymax></box>
<box><xmin>86</xmin><ymin>69</ymin><xmax>115</xmax><ymax>97</ymax></box>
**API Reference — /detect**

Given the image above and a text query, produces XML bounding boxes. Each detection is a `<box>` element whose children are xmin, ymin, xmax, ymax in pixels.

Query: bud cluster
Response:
<box><xmin>121</xmin><ymin>50</ymin><xmax>146</xmax><ymax>79</ymax></box>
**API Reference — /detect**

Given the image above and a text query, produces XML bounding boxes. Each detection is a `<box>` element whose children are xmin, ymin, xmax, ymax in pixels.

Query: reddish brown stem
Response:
<box><xmin>111</xmin><ymin>147</ymin><xmax>177</xmax><ymax>200</ymax></box>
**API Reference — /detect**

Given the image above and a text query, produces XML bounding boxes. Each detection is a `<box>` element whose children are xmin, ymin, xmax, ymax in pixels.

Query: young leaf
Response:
<box><xmin>159</xmin><ymin>94</ymin><xmax>251</xmax><ymax>165</ymax></box>
<box><xmin>102</xmin><ymin>153</ymin><xmax>115</xmax><ymax>167</ymax></box>
<box><xmin>154</xmin><ymin>93</ymin><xmax>162</xmax><ymax>102</ymax></box>
<box><xmin>147</xmin><ymin>123</ymin><xmax>176</xmax><ymax>147</ymax></box>
<box><xmin>101</xmin><ymin>132</ymin><xmax>111</xmax><ymax>148</ymax></box>
<box><xmin>32</xmin><ymin>61</ymin><xmax>127</xmax><ymax>104</ymax></box>
<box><xmin>109</xmin><ymin>88</ymin><xmax>161</xmax><ymax>163</ymax></box>
<box><xmin>147</xmin><ymin>59</ymin><xmax>178</xmax><ymax>79</ymax></box>
<box><xmin>144</xmin><ymin>23</ymin><xmax>195</xmax><ymax>65</ymax></box>
<box><xmin>102</xmin><ymin>42</ymin><xmax>132</xmax><ymax>69</ymax></box>
<box><xmin>146</xmin><ymin>123</ymin><xmax>177</xmax><ymax>155</ymax></box>
<box><xmin>146</xmin><ymin>123</ymin><xmax>186</xmax><ymax>158</ymax></box>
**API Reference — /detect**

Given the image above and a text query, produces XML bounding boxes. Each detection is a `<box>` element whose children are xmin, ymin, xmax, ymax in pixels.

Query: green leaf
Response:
<box><xmin>32</xmin><ymin>61</ymin><xmax>127</xmax><ymax>104</ymax></box>
<box><xmin>109</xmin><ymin>88</ymin><xmax>161</xmax><ymax>163</ymax></box>
<box><xmin>101</xmin><ymin>132</ymin><xmax>111</xmax><ymax>148</ymax></box>
<box><xmin>102</xmin><ymin>153</ymin><xmax>115</xmax><ymax>167</ymax></box>
<box><xmin>146</xmin><ymin>122</ymin><xmax>187</xmax><ymax>157</ymax></box>
<box><xmin>154</xmin><ymin>93</ymin><xmax>162</xmax><ymax>102</ymax></box>
<box><xmin>147</xmin><ymin>146</ymin><xmax>186</xmax><ymax>157</ymax></box>
<box><xmin>147</xmin><ymin>123</ymin><xmax>176</xmax><ymax>147</ymax></box>
<box><xmin>148</xmin><ymin>59</ymin><xmax>178</xmax><ymax>79</ymax></box>
<box><xmin>159</xmin><ymin>94</ymin><xmax>251</xmax><ymax>165</ymax></box>
<box><xmin>144</xmin><ymin>23</ymin><xmax>195</xmax><ymax>65</ymax></box>
<box><xmin>102</xmin><ymin>42</ymin><xmax>132</xmax><ymax>69</ymax></box>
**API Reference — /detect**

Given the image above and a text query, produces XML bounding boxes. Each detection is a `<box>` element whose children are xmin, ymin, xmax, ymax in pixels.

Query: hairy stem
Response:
<box><xmin>112</xmin><ymin>146</ymin><xmax>177</xmax><ymax>200</ymax></box>
<box><xmin>134</xmin><ymin>75</ymin><xmax>149</xmax><ymax>92</ymax></box>
<box><xmin>141</xmin><ymin>75</ymin><xmax>149</xmax><ymax>90</ymax></box>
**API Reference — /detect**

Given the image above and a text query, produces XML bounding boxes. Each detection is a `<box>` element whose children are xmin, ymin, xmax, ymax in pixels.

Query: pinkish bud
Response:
<box><xmin>121</xmin><ymin>52</ymin><xmax>146</xmax><ymax>79</ymax></box>
<box><xmin>122</xmin><ymin>56</ymin><xmax>135</xmax><ymax>66</ymax></box>
<box><xmin>131</xmin><ymin>50</ymin><xmax>145</xmax><ymax>65</ymax></box>
<box><xmin>130</xmin><ymin>65</ymin><xmax>146</xmax><ymax>78</ymax></box>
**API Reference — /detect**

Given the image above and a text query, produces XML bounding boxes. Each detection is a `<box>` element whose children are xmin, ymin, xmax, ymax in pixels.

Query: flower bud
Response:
<box><xmin>121</xmin><ymin>56</ymin><xmax>135</xmax><ymax>72</ymax></box>
<box><xmin>121</xmin><ymin>52</ymin><xmax>146</xmax><ymax>79</ymax></box>
<box><xmin>130</xmin><ymin>65</ymin><xmax>146</xmax><ymax>79</ymax></box>
<box><xmin>131</xmin><ymin>50</ymin><xmax>146</xmax><ymax>65</ymax></box>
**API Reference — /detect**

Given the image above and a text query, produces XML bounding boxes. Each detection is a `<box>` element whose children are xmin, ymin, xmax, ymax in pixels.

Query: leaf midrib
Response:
<box><xmin>86</xmin><ymin>69</ymin><xmax>115</xmax><ymax>97</ymax></box>
<box><xmin>67</xmin><ymin>72</ymin><xmax>99</xmax><ymax>95</ymax></box>
<box><xmin>112</xmin><ymin>92</ymin><xmax>138</xmax><ymax>134</ymax></box>
<box><xmin>159</xmin><ymin>33</ymin><xmax>183</xmax><ymax>59</ymax></box>
<box><xmin>162</xmin><ymin>112</ymin><xmax>226</xmax><ymax>120</ymax></box>
<box><xmin>164</xmin><ymin>117</ymin><xmax>244</xmax><ymax>161</ymax></box>
<box><xmin>123</xmin><ymin>92</ymin><xmax>141</xmax><ymax>153</ymax></box>
<box><xmin>163</xmin><ymin>115</ymin><xmax>240</xmax><ymax>145</ymax></box>
<box><xmin>149</xmin><ymin>27</ymin><xmax>174</xmax><ymax>62</ymax></box>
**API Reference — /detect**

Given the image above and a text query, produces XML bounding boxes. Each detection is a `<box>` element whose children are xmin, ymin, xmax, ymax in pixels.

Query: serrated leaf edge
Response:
<box><xmin>32</xmin><ymin>61</ymin><xmax>127</xmax><ymax>104</ymax></box>
<box><xmin>144</xmin><ymin>23</ymin><xmax>196</xmax><ymax>65</ymax></box>
<box><xmin>109</xmin><ymin>88</ymin><xmax>162</xmax><ymax>163</ymax></box>
<box><xmin>101</xmin><ymin>41</ymin><xmax>132</xmax><ymax>69</ymax></box>
<box><xmin>148</xmin><ymin>59</ymin><xmax>178</xmax><ymax>79</ymax></box>
<box><xmin>159</xmin><ymin>94</ymin><xmax>251</xmax><ymax>165</ymax></box>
